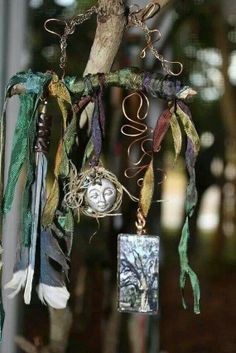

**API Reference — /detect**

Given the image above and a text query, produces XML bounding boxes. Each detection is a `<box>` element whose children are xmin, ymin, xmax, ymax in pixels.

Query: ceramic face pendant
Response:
<box><xmin>85</xmin><ymin>178</ymin><xmax>117</xmax><ymax>213</ymax></box>
<box><xmin>117</xmin><ymin>233</ymin><xmax>159</xmax><ymax>314</ymax></box>
<box><xmin>64</xmin><ymin>164</ymin><xmax>123</xmax><ymax>218</ymax></box>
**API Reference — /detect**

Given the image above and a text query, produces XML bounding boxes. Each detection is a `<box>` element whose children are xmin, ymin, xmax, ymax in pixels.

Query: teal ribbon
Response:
<box><xmin>0</xmin><ymin>99</ymin><xmax>8</xmax><ymax>341</ymax></box>
<box><xmin>2</xmin><ymin>71</ymin><xmax>52</xmax><ymax>245</ymax></box>
<box><xmin>179</xmin><ymin>217</ymin><xmax>200</xmax><ymax>314</ymax></box>
<box><xmin>179</xmin><ymin>137</ymin><xmax>200</xmax><ymax>314</ymax></box>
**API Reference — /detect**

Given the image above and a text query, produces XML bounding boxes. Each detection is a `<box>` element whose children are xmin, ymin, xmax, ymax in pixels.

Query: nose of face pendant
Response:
<box><xmin>99</xmin><ymin>192</ymin><xmax>106</xmax><ymax>204</ymax></box>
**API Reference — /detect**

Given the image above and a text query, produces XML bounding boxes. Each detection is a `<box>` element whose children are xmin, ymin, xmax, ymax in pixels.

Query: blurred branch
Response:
<box><xmin>15</xmin><ymin>307</ymin><xmax>72</xmax><ymax>353</ymax></box>
<box><xmin>211</xmin><ymin>2</ymin><xmax>236</xmax><ymax>259</ymax></box>
<box><xmin>48</xmin><ymin>307</ymin><xmax>73</xmax><ymax>353</ymax></box>
<box><xmin>15</xmin><ymin>336</ymin><xmax>49</xmax><ymax>353</ymax></box>
<box><xmin>213</xmin><ymin>4</ymin><xmax>236</xmax><ymax>141</ymax></box>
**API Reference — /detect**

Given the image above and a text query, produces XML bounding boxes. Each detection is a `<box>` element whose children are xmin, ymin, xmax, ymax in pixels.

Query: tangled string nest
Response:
<box><xmin>64</xmin><ymin>162</ymin><xmax>123</xmax><ymax>218</ymax></box>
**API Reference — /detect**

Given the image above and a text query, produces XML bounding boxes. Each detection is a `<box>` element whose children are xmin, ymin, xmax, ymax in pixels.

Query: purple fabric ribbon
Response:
<box><xmin>90</xmin><ymin>75</ymin><xmax>106</xmax><ymax>167</ymax></box>
<box><xmin>91</xmin><ymin>96</ymin><xmax>102</xmax><ymax>167</ymax></box>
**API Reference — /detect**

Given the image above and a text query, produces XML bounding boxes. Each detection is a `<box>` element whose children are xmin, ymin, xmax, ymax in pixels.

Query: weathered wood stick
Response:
<box><xmin>9</xmin><ymin>68</ymin><xmax>196</xmax><ymax>101</ymax></box>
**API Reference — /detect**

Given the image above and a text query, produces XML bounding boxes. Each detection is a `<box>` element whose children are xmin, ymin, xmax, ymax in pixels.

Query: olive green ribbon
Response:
<box><xmin>170</xmin><ymin>112</ymin><xmax>182</xmax><ymax>163</ymax></box>
<box><xmin>140</xmin><ymin>160</ymin><xmax>154</xmax><ymax>217</ymax></box>
<box><xmin>176</xmin><ymin>104</ymin><xmax>200</xmax><ymax>155</ymax></box>
<box><xmin>42</xmin><ymin>76</ymin><xmax>72</xmax><ymax>227</ymax></box>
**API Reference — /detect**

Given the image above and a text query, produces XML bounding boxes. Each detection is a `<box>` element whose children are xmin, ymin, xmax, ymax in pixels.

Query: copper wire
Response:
<box><xmin>121</xmin><ymin>91</ymin><xmax>166</xmax><ymax>187</ymax></box>
<box><xmin>44</xmin><ymin>18</ymin><xmax>67</xmax><ymax>78</ymax></box>
<box><xmin>44</xmin><ymin>6</ymin><xmax>97</xmax><ymax>78</ymax></box>
<box><xmin>135</xmin><ymin>207</ymin><xmax>147</xmax><ymax>235</ymax></box>
<box><xmin>121</xmin><ymin>92</ymin><xmax>153</xmax><ymax>186</ymax></box>
<box><xmin>128</xmin><ymin>1</ymin><xmax>183</xmax><ymax>76</ymax></box>
<box><xmin>121</xmin><ymin>91</ymin><xmax>168</xmax><ymax>234</ymax></box>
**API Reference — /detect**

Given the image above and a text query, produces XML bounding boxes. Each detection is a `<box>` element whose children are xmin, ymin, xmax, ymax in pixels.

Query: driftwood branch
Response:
<box><xmin>15</xmin><ymin>336</ymin><xmax>49</xmax><ymax>353</ymax></box>
<box><xmin>10</xmin><ymin>69</ymin><xmax>197</xmax><ymax>101</ymax></box>
<box><xmin>65</xmin><ymin>69</ymin><xmax>196</xmax><ymax>100</ymax></box>
<box><xmin>80</xmin><ymin>0</ymin><xmax>126</xmax><ymax>128</ymax></box>
<box><xmin>79</xmin><ymin>0</ymin><xmax>173</xmax><ymax>127</ymax></box>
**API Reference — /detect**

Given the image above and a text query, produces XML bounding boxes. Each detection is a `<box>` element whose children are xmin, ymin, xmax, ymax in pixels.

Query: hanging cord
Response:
<box><xmin>44</xmin><ymin>1</ymin><xmax>183</xmax><ymax>78</ymax></box>
<box><xmin>128</xmin><ymin>1</ymin><xmax>183</xmax><ymax>76</ymax></box>
<box><xmin>44</xmin><ymin>6</ymin><xmax>97</xmax><ymax>78</ymax></box>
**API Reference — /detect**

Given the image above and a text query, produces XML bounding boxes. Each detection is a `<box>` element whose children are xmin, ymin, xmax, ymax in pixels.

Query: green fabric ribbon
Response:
<box><xmin>168</xmin><ymin>102</ymin><xmax>200</xmax><ymax>313</ymax></box>
<box><xmin>179</xmin><ymin>216</ymin><xmax>200</xmax><ymax>314</ymax></box>
<box><xmin>176</xmin><ymin>102</ymin><xmax>200</xmax><ymax>314</ymax></box>
<box><xmin>2</xmin><ymin>71</ymin><xmax>52</xmax><ymax>245</ymax></box>
<box><xmin>0</xmin><ymin>99</ymin><xmax>8</xmax><ymax>341</ymax></box>
<box><xmin>3</xmin><ymin>93</ymin><xmax>36</xmax><ymax>214</ymax></box>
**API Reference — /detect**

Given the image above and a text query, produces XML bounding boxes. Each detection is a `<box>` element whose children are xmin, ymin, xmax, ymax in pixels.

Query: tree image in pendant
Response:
<box><xmin>118</xmin><ymin>234</ymin><xmax>159</xmax><ymax>313</ymax></box>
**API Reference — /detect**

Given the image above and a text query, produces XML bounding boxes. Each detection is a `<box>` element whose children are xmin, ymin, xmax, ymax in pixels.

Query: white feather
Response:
<box><xmin>24</xmin><ymin>266</ymin><xmax>34</xmax><ymax>304</ymax></box>
<box><xmin>4</xmin><ymin>270</ymin><xmax>27</xmax><ymax>299</ymax></box>
<box><xmin>37</xmin><ymin>284</ymin><xmax>70</xmax><ymax>309</ymax></box>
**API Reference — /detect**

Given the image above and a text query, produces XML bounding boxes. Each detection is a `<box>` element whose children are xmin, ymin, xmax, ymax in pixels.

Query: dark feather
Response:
<box><xmin>38</xmin><ymin>228</ymin><xmax>69</xmax><ymax>309</ymax></box>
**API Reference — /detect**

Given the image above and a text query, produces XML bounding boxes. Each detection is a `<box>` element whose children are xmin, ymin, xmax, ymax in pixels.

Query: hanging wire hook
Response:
<box><xmin>44</xmin><ymin>6</ymin><xmax>97</xmax><ymax>79</ymax></box>
<box><xmin>141</xmin><ymin>1</ymin><xmax>160</xmax><ymax>21</ymax></box>
<box><xmin>128</xmin><ymin>1</ymin><xmax>183</xmax><ymax>76</ymax></box>
<box><xmin>44</xmin><ymin>18</ymin><xmax>68</xmax><ymax>78</ymax></box>
<box><xmin>44</xmin><ymin>18</ymin><xmax>67</xmax><ymax>38</ymax></box>
<box><xmin>128</xmin><ymin>1</ymin><xmax>160</xmax><ymax>26</ymax></box>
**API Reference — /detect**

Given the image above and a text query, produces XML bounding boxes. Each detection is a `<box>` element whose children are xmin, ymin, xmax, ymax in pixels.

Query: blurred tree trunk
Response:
<box><xmin>211</xmin><ymin>1</ymin><xmax>236</xmax><ymax>260</ymax></box>
<box><xmin>0</xmin><ymin>2</ymin><xmax>28</xmax><ymax>353</ymax></box>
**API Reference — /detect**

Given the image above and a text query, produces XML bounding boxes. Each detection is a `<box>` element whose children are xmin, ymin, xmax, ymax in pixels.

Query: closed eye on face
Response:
<box><xmin>104</xmin><ymin>188</ymin><xmax>114</xmax><ymax>196</ymax></box>
<box><xmin>89</xmin><ymin>190</ymin><xmax>100</xmax><ymax>199</ymax></box>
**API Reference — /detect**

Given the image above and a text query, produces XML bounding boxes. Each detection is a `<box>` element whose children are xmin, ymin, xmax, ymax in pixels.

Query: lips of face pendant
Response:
<box><xmin>85</xmin><ymin>178</ymin><xmax>117</xmax><ymax>213</ymax></box>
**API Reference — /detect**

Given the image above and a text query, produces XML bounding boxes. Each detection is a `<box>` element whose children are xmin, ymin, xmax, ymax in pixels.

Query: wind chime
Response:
<box><xmin>0</xmin><ymin>1</ymin><xmax>200</xmax><ymax>340</ymax></box>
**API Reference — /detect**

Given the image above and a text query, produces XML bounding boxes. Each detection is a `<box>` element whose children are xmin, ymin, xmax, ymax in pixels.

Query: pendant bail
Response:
<box><xmin>135</xmin><ymin>207</ymin><xmax>146</xmax><ymax>235</ymax></box>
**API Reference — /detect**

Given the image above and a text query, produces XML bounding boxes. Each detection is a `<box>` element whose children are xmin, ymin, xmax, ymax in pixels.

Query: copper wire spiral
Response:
<box><xmin>135</xmin><ymin>207</ymin><xmax>147</xmax><ymax>235</ymax></box>
<box><xmin>121</xmin><ymin>91</ymin><xmax>153</xmax><ymax>187</ymax></box>
<box><xmin>121</xmin><ymin>91</ymin><xmax>167</xmax><ymax>234</ymax></box>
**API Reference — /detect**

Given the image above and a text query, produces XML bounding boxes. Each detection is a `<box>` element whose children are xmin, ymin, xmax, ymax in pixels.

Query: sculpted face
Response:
<box><xmin>86</xmin><ymin>178</ymin><xmax>117</xmax><ymax>213</ymax></box>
